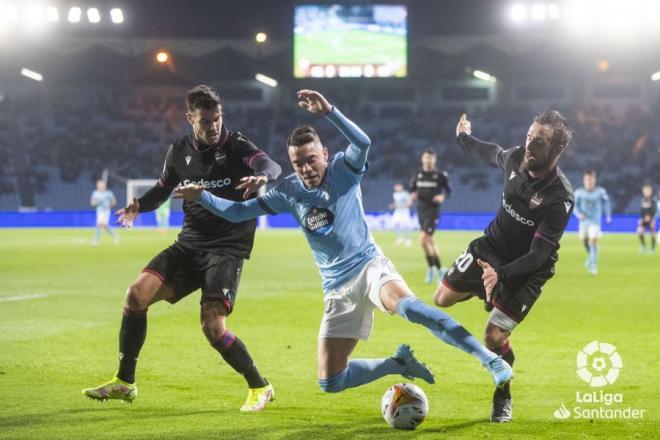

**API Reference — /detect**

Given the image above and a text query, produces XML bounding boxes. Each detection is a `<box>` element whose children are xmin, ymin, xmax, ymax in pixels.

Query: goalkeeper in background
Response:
<box><xmin>155</xmin><ymin>197</ymin><xmax>171</xmax><ymax>233</ymax></box>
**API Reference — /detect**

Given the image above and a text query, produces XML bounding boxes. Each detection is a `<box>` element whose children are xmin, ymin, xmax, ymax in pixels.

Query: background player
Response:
<box><xmin>155</xmin><ymin>197</ymin><xmax>171</xmax><ymax>233</ymax></box>
<box><xmin>175</xmin><ymin>90</ymin><xmax>512</xmax><ymax>399</ymax></box>
<box><xmin>90</xmin><ymin>179</ymin><xmax>119</xmax><ymax>246</ymax></box>
<box><xmin>82</xmin><ymin>85</ymin><xmax>282</xmax><ymax>412</ymax></box>
<box><xmin>574</xmin><ymin>170</ymin><xmax>611</xmax><ymax>275</ymax></box>
<box><xmin>656</xmin><ymin>193</ymin><xmax>660</xmax><ymax>247</ymax></box>
<box><xmin>637</xmin><ymin>184</ymin><xmax>657</xmax><ymax>254</ymax></box>
<box><xmin>434</xmin><ymin>112</ymin><xmax>574</xmax><ymax>423</ymax></box>
<box><xmin>390</xmin><ymin>183</ymin><xmax>412</xmax><ymax>246</ymax></box>
<box><xmin>409</xmin><ymin>149</ymin><xmax>452</xmax><ymax>283</ymax></box>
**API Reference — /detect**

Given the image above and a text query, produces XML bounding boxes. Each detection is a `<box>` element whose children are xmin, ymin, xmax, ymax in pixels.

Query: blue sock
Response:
<box><xmin>318</xmin><ymin>358</ymin><xmax>404</xmax><ymax>393</ymax></box>
<box><xmin>588</xmin><ymin>244</ymin><xmax>596</xmax><ymax>267</ymax></box>
<box><xmin>397</xmin><ymin>295</ymin><xmax>495</xmax><ymax>364</ymax></box>
<box><xmin>94</xmin><ymin>228</ymin><xmax>101</xmax><ymax>242</ymax></box>
<box><xmin>107</xmin><ymin>226</ymin><xmax>118</xmax><ymax>239</ymax></box>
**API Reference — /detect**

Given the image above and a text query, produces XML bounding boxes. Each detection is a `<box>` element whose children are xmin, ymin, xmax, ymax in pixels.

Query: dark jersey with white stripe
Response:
<box><xmin>138</xmin><ymin>127</ymin><xmax>280</xmax><ymax>257</ymax></box>
<box><xmin>409</xmin><ymin>169</ymin><xmax>451</xmax><ymax>210</ymax></box>
<box><xmin>640</xmin><ymin>196</ymin><xmax>658</xmax><ymax>219</ymax></box>
<box><xmin>458</xmin><ymin>133</ymin><xmax>575</xmax><ymax>264</ymax></box>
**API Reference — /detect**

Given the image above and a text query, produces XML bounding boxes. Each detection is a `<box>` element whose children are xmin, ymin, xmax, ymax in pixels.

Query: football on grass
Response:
<box><xmin>381</xmin><ymin>383</ymin><xmax>428</xmax><ymax>430</ymax></box>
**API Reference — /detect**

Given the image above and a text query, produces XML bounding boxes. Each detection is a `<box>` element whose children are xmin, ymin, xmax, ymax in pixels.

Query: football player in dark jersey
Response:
<box><xmin>637</xmin><ymin>184</ymin><xmax>657</xmax><ymax>254</ymax></box>
<box><xmin>82</xmin><ymin>85</ymin><xmax>282</xmax><ymax>412</ymax></box>
<box><xmin>434</xmin><ymin>112</ymin><xmax>574</xmax><ymax>423</ymax></box>
<box><xmin>409</xmin><ymin>149</ymin><xmax>452</xmax><ymax>283</ymax></box>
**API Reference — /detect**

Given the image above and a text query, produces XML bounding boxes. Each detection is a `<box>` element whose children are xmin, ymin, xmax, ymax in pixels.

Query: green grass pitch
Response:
<box><xmin>294</xmin><ymin>30</ymin><xmax>406</xmax><ymax>77</ymax></box>
<box><xmin>0</xmin><ymin>228</ymin><xmax>658</xmax><ymax>439</ymax></box>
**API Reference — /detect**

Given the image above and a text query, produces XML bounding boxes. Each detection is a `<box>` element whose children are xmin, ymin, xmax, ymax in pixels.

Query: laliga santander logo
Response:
<box><xmin>554</xmin><ymin>341</ymin><xmax>644</xmax><ymax>420</ymax></box>
<box><xmin>576</xmin><ymin>341</ymin><xmax>622</xmax><ymax>387</ymax></box>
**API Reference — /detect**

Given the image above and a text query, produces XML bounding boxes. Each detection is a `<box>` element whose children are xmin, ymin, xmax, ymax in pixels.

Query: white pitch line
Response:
<box><xmin>0</xmin><ymin>293</ymin><xmax>49</xmax><ymax>303</ymax></box>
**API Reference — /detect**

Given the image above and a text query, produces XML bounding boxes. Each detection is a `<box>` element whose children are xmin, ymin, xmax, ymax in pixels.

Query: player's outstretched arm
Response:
<box><xmin>173</xmin><ymin>184</ymin><xmax>266</xmax><ymax>222</ymax></box>
<box><xmin>115</xmin><ymin>198</ymin><xmax>140</xmax><ymax>228</ymax></box>
<box><xmin>455</xmin><ymin>113</ymin><xmax>507</xmax><ymax>170</ymax></box>
<box><xmin>236</xmin><ymin>152</ymin><xmax>282</xmax><ymax>199</ymax></box>
<box><xmin>297</xmin><ymin>89</ymin><xmax>371</xmax><ymax>172</ymax></box>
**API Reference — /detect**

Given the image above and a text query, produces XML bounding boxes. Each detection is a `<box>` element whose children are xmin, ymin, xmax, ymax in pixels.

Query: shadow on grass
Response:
<box><xmin>0</xmin><ymin>406</ymin><xmax>224</xmax><ymax>429</ymax></box>
<box><xmin>0</xmin><ymin>403</ymin><xmax>488</xmax><ymax>437</ymax></box>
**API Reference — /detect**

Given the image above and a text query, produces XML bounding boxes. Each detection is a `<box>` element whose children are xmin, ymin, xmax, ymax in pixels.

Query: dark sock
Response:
<box><xmin>425</xmin><ymin>255</ymin><xmax>434</xmax><ymax>268</ymax></box>
<box><xmin>432</xmin><ymin>256</ymin><xmax>442</xmax><ymax>268</ymax></box>
<box><xmin>493</xmin><ymin>343</ymin><xmax>514</xmax><ymax>400</ymax></box>
<box><xmin>212</xmin><ymin>331</ymin><xmax>267</xmax><ymax>388</ymax></box>
<box><xmin>117</xmin><ymin>308</ymin><xmax>147</xmax><ymax>384</ymax></box>
<box><xmin>639</xmin><ymin>234</ymin><xmax>646</xmax><ymax>247</ymax></box>
<box><xmin>652</xmin><ymin>237</ymin><xmax>656</xmax><ymax>250</ymax></box>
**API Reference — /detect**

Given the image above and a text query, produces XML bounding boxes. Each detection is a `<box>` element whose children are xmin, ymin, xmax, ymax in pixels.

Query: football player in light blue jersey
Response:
<box><xmin>390</xmin><ymin>183</ymin><xmax>413</xmax><ymax>246</ymax></box>
<box><xmin>90</xmin><ymin>180</ymin><xmax>119</xmax><ymax>246</ymax></box>
<box><xmin>573</xmin><ymin>171</ymin><xmax>611</xmax><ymax>274</ymax></box>
<box><xmin>175</xmin><ymin>90</ymin><xmax>512</xmax><ymax>397</ymax></box>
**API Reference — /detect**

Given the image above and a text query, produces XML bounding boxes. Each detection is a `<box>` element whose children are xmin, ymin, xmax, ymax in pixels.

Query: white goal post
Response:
<box><xmin>126</xmin><ymin>179</ymin><xmax>158</xmax><ymax>205</ymax></box>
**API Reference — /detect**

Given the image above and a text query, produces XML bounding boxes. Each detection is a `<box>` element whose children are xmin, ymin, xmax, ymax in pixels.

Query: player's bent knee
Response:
<box><xmin>201</xmin><ymin>316</ymin><xmax>227</xmax><ymax>343</ymax></box>
<box><xmin>484</xmin><ymin>334</ymin><xmax>501</xmax><ymax>350</ymax></box>
<box><xmin>124</xmin><ymin>284</ymin><xmax>150</xmax><ymax>313</ymax></box>
<box><xmin>433</xmin><ymin>286</ymin><xmax>453</xmax><ymax>307</ymax></box>
<box><xmin>484</xmin><ymin>327</ymin><xmax>509</xmax><ymax>350</ymax></box>
<box><xmin>318</xmin><ymin>371</ymin><xmax>347</xmax><ymax>393</ymax></box>
<box><xmin>200</xmin><ymin>301</ymin><xmax>228</xmax><ymax>342</ymax></box>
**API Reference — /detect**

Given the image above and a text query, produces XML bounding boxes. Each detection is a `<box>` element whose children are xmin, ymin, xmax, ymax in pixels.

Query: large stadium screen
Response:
<box><xmin>294</xmin><ymin>4</ymin><xmax>407</xmax><ymax>78</ymax></box>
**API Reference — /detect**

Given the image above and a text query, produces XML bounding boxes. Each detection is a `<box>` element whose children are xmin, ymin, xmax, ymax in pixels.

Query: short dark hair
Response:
<box><xmin>584</xmin><ymin>170</ymin><xmax>596</xmax><ymax>177</ymax></box>
<box><xmin>186</xmin><ymin>85</ymin><xmax>222</xmax><ymax>112</ymax></box>
<box><xmin>422</xmin><ymin>148</ymin><xmax>436</xmax><ymax>156</ymax></box>
<box><xmin>534</xmin><ymin>110</ymin><xmax>572</xmax><ymax>149</ymax></box>
<box><xmin>287</xmin><ymin>125</ymin><xmax>320</xmax><ymax>147</ymax></box>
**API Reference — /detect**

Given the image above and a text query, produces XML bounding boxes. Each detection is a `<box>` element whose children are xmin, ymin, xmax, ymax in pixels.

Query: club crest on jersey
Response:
<box><xmin>304</xmin><ymin>207</ymin><xmax>335</xmax><ymax>235</ymax></box>
<box><xmin>185</xmin><ymin>155</ymin><xmax>192</xmax><ymax>166</ymax></box>
<box><xmin>529</xmin><ymin>192</ymin><xmax>543</xmax><ymax>209</ymax></box>
<box><xmin>214</xmin><ymin>149</ymin><xmax>227</xmax><ymax>166</ymax></box>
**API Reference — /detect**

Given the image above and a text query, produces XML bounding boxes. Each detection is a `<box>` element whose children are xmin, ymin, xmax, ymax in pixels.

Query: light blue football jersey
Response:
<box><xmin>392</xmin><ymin>191</ymin><xmax>410</xmax><ymax>211</ymax></box>
<box><xmin>574</xmin><ymin>186</ymin><xmax>611</xmax><ymax>224</ymax></box>
<box><xmin>258</xmin><ymin>152</ymin><xmax>379</xmax><ymax>292</ymax></box>
<box><xmin>197</xmin><ymin>106</ymin><xmax>376</xmax><ymax>293</ymax></box>
<box><xmin>91</xmin><ymin>190</ymin><xmax>115</xmax><ymax>212</ymax></box>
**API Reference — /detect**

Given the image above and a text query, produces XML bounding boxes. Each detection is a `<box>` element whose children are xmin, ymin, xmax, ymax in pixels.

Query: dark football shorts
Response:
<box><xmin>417</xmin><ymin>206</ymin><xmax>440</xmax><ymax>235</ymax></box>
<box><xmin>638</xmin><ymin>217</ymin><xmax>656</xmax><ymax>231</ymax></box>
<box><xmin>143</xmin><ymin>242</ymin><xmax>243</xmax><ymax>314</ymax></box>
<box><xmin>442</xmin><ymin>236</ymin><xmax>556</xmax><ymax>324</ymax></box>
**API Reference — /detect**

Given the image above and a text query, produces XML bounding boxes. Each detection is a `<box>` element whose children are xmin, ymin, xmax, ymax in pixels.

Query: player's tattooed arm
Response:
<box><xmin>456</xmin><ymin>113</ymin><xmax>507</xmax><ymax>170</ymax></box>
